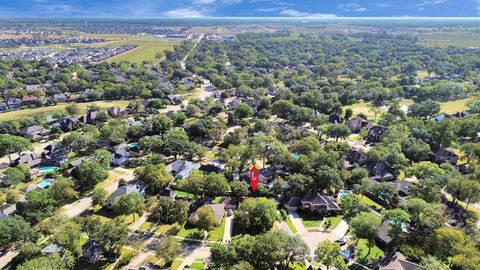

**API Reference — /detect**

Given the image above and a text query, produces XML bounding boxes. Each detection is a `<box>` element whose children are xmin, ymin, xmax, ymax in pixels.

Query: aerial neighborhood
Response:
<box><xmin>0</xmin><ymin>16</ymin><xmax>478</xmax><ymax>270</ymax></box>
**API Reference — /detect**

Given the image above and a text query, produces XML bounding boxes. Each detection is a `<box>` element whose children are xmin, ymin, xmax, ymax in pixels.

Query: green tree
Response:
<box><xmin>77</xmin><ymin>160</ymin><xmax>109</xmax><ymax>190</ymax></box>
<box><xmin>49</xmin><ymin>178</ymin><xmax>78</xmax><ymax>204</ymax></box>
<box><xmin>405</xmin><ymin>161</ymin><xmax>444</xmax><ymax>179</ymax></box>
<box><xmin>113</xmin><ymin>192</ymin><xmax>146</xmax><ymax>221</ymax></box>
<box><xmin>407</xmin><ymin>100</ymin><xmax>440</xmax><ymax>119</ymax></box>
<box><xmin>17</xmin><ymin>251</ymin><xmax>74</xmax><ymax>270</ymax></box>
<box><xmin>383</xmin><ymin>208</ymin><xmax>410</xmax><ymax>245</ymax></box>
<box><xmin>194</xmin><ymin>205</ymin><xmax>217</xmax><ymax>231</ymax></box>
<box><xmin>0</xmin><ymin>216</ymin><xmax>33</xmax><ymax>249</ymax></box>
<box><xmin>420</xmin><ymin>255</ymin><xmax>450</xmax><ymax>270</ymax></box>
<box><xmin>151</xmin><ymin>197</ymin><xmax>188</xmax><ymax>224</ymax></box>
<box><xmin>315</xmin><ymin>240</ymin><xmax>347</xmax><ymax>270</ymax></box>
<box><xmin>92</xmin><ymin>218</ymin><xmax>128</xmax><ymax>254</ymax></box>
<box><xmin>234</xmin><ymin>197</ymin><xmax>277</xmax><ymax>235</ymax></box>
<box><xmin>66</xmin><ymin>103</ymin><xmax>82</xmax><ymax>116</ymax></box>
<box><xmin>230</xmin><ymin>180</ymin><xmax>249</xmax><ymax>198</ymax></box>
<box><xmin>3</xmin><ymin>167</ymin><xmax>27</xmax><ymax>186</ymax></box>
<box><xmin>94</xmin><ymin>149</ymin><xmax>112</xmax><ymax>167</ymax></box>
<box><xmin>92</xmin><ymin>188</ymin><xmax>108</xmax><ymax>207</ymax></box>
<box><xmin>52</xmin><ymin>220</ymin><xmax>83</xmax><ymax>256</ymax></box>
<box><xmin>349</xmin><ymin>212</ymin><xmax>381</xmax><ymax>260</ymax></box>
<box><xmin>0</xmin><ymin>134</ymin><xmax>32</xmax><ymax>163</ymax></box>
<box><xmin>434</xmin><ymin>227</ymin><xmax>465</xmax><ymax>260</ymax></box>
<box><xmin>135</xmin><ymin>163</ymin><xmax>174</xmax><ymax>193</ymax></box>
<box><xmin>155</xmin><ymin>236</ymin><xmax>182</xmax><ymax>265</ymax></box>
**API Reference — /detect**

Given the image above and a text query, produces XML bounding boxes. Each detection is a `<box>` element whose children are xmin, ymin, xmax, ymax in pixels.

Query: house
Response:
<box><xmin>364</xmin><ymin>162</ymin><xmax>395</xmax><ymax>181</ymax></box>
<box><xmin>43</xmin><ymin>143</ymin><xmax>68</xmax><ymax>165</ymax></box>
<box><xmin>0</xmin><ymin>203</ymin><xmax>16</xmax><ymax>219</ymax></box>
<box><xmin>6</xmin><ymin>97</ymin><xmax>22</xmax><ymax>110</ymax></box>
<box><xmin>166</xmin><ymin>94</ymin><xmax>181</xmax><ymax>105</ymax></box>
<box><xmin>180</xmin><ymin>77</ymin><xmax>196</xmax><ymax>89</ymax></box>
<box><xmin>188</xmin><ymin>203</ymin><xmax>225</xmax><ymax>226</ymax></box>
<box><xmin>42</xmin><ymin>243</ymin><xmax>64</xmax><ymax>256</ymax></box>
<box><xmin>166</xmin><ymin>160</ymin><xmax>201</xmax><ymax>179</ymax></box>
<box><xmin>430</xmin><ymin>147</ymin><xmax>458</xmax><ymax>165</ymax></box>
<box><xmin>0</xmin><ymin>102</ymin><xmax>7</xmax><ymax>113</ymax></box>
<box><xmin>107</xmin><ymin>185</ymin><xmax>141</xmax><ymax>208</ymax></box>
<box><xmin>79</xmin><ymin>111</ymin><xmax>99</xmax><ymax>125</ymax></box>
<box><xmin>367</xmin><ymin>125</ymin><xmax>388</xmax><ymax>143</ymax></box>
<box><xmin>111</xmin><ymin>148</ymin><xmax>130</xmax><ymax>166</ymax></box>
<box><xmin>377</xmin><ymin>220</ymin><xmax>393</xmax><ymax>246</ymax></box>
<box><xmin>108</xmin><ymin>107</ymin><xmax>130</xmax><ymax>118</ymax></box>
<box><xmin>378</xmin><ymin>252</ymin><xmax>420</xmax><ymax>270</ymax></box>
<box><xmin>329</xmin><ymin>113</ymin><xmax>344</xmax><ymax>124</ymax></box>
<box><xmin>82</xmin><ymin>239</ymin><xmax>102</xmax><ymax>264</ymax></box>
<box><xmin>221</xmin><ymin>197</ymin><xmax>237</xmax><ymax>210</ymax></box>
<box><xmin>346</xmin><ymin>118</ymin><xmax>374</xmax><ymax>133</ymax></box>
<box><xmin>433</xmin><ymin>114</ymin><xmax>451</xmax><ymax>122</ymax></box>
<box><xmin>19</xmin><ymin>125</ymin><xmax>51</xmax><ymax>140</ymax></box>
<box><xmin>21</xmin><ymin>95</ymin><xmax>38</xmax><ymax>107</ymax></box>
<box><xmin>451</xmin><ymin>111</ymin><xmax>469</xmax><ymax>118</ymax></box>
<box><xmin>21</xmin><ymin>184</ymin><xmax>37</xmax><ymax>194</ymax></box>
<box><xmin>53</xmin><ymin>117</ymin><xmax>80</xmax><ymax>131</ymax></box>
<box><xmin>347</xmin><ymin>150</ymin><xmax>368</xmax><ymax>165</ymax></box>
<box><xmin>53</xmin><ymin>93</ymin><xmax>68</xmax><ymax>103</ymax></box>
<box><xmin>285</xmin><ymin>192</ymin><xmax>342</xmax><ymax>215</ymax></box>
<box><xmin>392</xmin><ymin>180</ymin><xmax>412</xmax><ymax>198</ymax></box>
<box><xmin>62</xmin><ymin>159</ymin><xmax>83</xmax><ymax>178</ymax></box>
<box><xmin>12</xmin><ymin>152</ymin><xmax>42</xmax><ymax>168</ymax></box>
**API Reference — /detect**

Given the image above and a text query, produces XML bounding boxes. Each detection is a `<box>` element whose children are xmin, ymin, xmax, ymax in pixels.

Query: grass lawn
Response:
<box><xmin>286</xmin><ymin>216</ymin><xmax>298</xmax><ymax>234</ymax></box>
<box><xmin>0</xmin><ymin>100</ymin><xmax>129</xmax><ymax>121</ymax></box>
<box><xmin>94</xmin><ymin>174</ymin><xmax>118</xmax><ymax>190</ymax></box>
<box><xmin>356</xmin><ymin>239</ymin><xmax>384</xmax><ymax>261</ymax></box>
<box><xmin>290</xmin><ymin>263</ymin><xmax>307</xmax><ymax>270</ymax></box>
<box><xmin>176</xmin><ymin>223</ymin><xmax>204</xmax><ymax>239</ymax></box>
<box><xmin>349</xmin><ymin>134</ymin><xmax>362</xmax><ymax>142</ymax></box>
<box><xmin>343</xmin><ymin>101</ymin><xmax>385</xmax><ymax>119</ymax></box>
<box><xmin>154</xmin><ymin>224</ymin><xmax>181</xmax><ymax>235</ymax></box>
<box><xmin>170</xmin><ymin>258</ymin><xmax>184</xmax><ymax>270</ymax></box>
<box><xmin>324</xmin><ymin>215</ymin><xmax>343</xmax><ymax>230</ymax></box>
<box><xmin>359</xmin><ymin>195</ymin><xmax>383</xmax><ymax>212</ymax></box>
<box><xmin>208</xmin><ymin>217</ymin><xmax>226</xmax><ymax>241</ymax></box>
<box><xmin>439</xmin><ymin>96</ymin><xmax>475</xmax><ymax>114</ymax></box>
<box><xmin>105</xmin><ymin>36</ymin><xmax>180</xmax><ymax>64</ymax></box>
<box><xmin>418</xmin><ymin>31</ymin><xmax>480</xmax><ymax>48</ymax></box>
<box><xmin>146</xmin><ymin>254</ymin><xmax>165</xmax><ymax>268</ymax></box>
<box><xmin>212</xmin><ymin>196</ymin><xmax>223</xmax><ymax>204</ymax></box>
<box><xmin>297</xmin><ymin>211</ymin><xmax>323</xmax><ymax>228</ymax></box>
<box><xmin>138</xmin><ymin>221</ymin><xmax>154</xmax><ymax>232</ymax></box>
<box><xmin>188</xmin><ymin>259</ymin><xmax>205</xmax><ymax>270</ymax></box>
<box><xmin>174</xmin><ymin>190</ymin><xmax>195</xmax><ymax>199</ymax></box>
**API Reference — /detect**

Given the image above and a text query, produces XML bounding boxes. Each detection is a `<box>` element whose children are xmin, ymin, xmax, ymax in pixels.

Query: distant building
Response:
<box><xmin>82</xmin><ymin>239</ymin><xmax>102</xmax><ymax>264</ymax></box>
<box><xmin>0</xmin><ymin>203</ymin><xmax>16</xmax><ymax>219</ymax></box>
<box><xmin>12</xmin><ymin>152</ymin><xmax>42</xmax><ymax>168</ymax></box>
<box><xmin>285</xmin><ymin>192</ymin><xmax>342</xmax><ymax>215</ymax></box>
<box><xmin>107</xmin><ymin>185</ymin><xmax>141</xmax><ymax>208</ymax></box>
<box><xmin>430</xmin><ymin>147</ymin><xmax>458</xmax><ymax>165</ymax></box>
<box><xmin>378</xmin><ymin>252</ymin><xmax>420</xmax><ymax>270</ymax></box>
<box><xmin>19</xmin><ymin>125</ymin><xmax>51</xmax><ymax>140</ymax></box>
<box><xmin>364</xmin><ymin>162</ymin><xmax>395</xmax><ymax>181</ymax></box>
<box><xmin>188</xmin><ymin>203</ymin><xmax>225</xmax><ymax>226</ymax></box>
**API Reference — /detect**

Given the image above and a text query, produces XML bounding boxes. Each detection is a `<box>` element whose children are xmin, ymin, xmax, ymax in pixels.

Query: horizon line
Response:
<box><xmin>1</xmin><ymin>16</ymin><xmax>480</xmax><ymax>20</ymax></box>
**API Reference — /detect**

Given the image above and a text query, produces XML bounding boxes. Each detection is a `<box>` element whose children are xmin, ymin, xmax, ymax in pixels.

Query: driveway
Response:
<box><xmin>222</xmin><ymin>216</ymin><xmax>233</xmax><ymax>243</ymax></box>
<box><xmin>287</xmin><ymin>210</ymin><xmax>308</xmax><ymax>235</ymax></box>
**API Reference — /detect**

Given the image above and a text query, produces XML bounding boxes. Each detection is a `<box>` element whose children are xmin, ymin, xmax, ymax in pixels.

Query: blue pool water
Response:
<box><xmin>39</xmin><ymin>167</ymin><xmax>58</xmax><ymax>173</ymax></box>
<box><xmin>128</xmin><ymin>143</ymin><xmax>138</xmax><ymax>148</ymax></box>
<box><xmin>338</xmin><ymin>190</ymin><xmax>350</xmax><ymax>199</ymax></box>
<box><xmin>38</xmin><ymin>179</ymin><xmax>53</xmax><ymax>189</ymax></box>
<box><xmin>291</xmin><ymin>153</ymin><xmax>301</xmax><ymax>159</ymax></box>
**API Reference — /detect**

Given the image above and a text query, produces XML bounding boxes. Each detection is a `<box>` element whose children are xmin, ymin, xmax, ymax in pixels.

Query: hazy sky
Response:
<box><xmin>0</xmin><ymin>0</ymin><xmax>479</xmax><ymax>18</ymax></box>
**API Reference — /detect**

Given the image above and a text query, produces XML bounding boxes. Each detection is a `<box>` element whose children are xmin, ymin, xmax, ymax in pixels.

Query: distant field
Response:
<box><xmin>399</xmin><ymin>96</ymin><xmax>474</xmax><ymax>114</ymax></box>
<box><xmin>418</xmin><ymin>31</ymin><xmax>480</xmax><ymax>48</ymax></box>
<box><xmin>104</xmin><ymin>35</ymin><xmax>180</xmax><ymax>64</ymax></box>
<box><xmin>343</xmin><ymin>101</ymin><xmax>386</xmax><ymax>118</ymax></box>
<box><xmin>0</xmin><ymin>100</ymin><xmax>129</xmax><ymax>121</ymax></box>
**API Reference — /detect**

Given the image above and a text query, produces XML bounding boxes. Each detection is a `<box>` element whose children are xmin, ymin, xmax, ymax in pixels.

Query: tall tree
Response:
<box><xmin>349</xmin><ymin>212</ymin><xmax>381</xmax><ymax>260</ymax></box>
<box><xmin>315</xmin><ymin>240</ymin><xmax>347</xmax><ymax>270</ymax></box>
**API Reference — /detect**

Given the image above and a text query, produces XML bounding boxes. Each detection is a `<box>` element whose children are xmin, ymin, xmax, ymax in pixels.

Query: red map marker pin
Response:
<box><xmin>249</xmin><ymin>166</ymin><xmax>259</xmax><ymax>192</ymax></box>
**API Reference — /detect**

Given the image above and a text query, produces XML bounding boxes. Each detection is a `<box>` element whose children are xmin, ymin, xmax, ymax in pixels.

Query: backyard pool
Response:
<box><xmin>38</xmin><ymin>179</ymin><xmax>53</xmax><ymax>189</ymax></box>
<box><xmin>128</xmin><ymin>143</ymin><xmax>138</xmax><ymax>148</ymax></box>
<box><xmin>338</xmin><ymin>190</ymin><xmax>351</xmax><ymax>200</ymax></box>
<box><xmin>39</xmin><ymin>167</ymin><xmax>58</xmax><ymax>173</ymax></box>
<box><xmin>291</xmin><ymin>153</ymin><xmax>301</xmax><ymax>159</ymax></box>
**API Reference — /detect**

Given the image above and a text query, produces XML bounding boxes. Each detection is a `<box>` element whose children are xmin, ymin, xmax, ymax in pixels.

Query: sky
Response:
<box><xmin>0</xmin><ymin>0</ymin><xmax>479</xmax><ymax>18</ymax></box>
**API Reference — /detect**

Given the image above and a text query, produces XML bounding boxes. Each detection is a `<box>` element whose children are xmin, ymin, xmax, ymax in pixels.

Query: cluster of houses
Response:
<box><xmin>0</xmin><ymin>36</ymin><xmax>105</xmax><ymax>48</ymax></box>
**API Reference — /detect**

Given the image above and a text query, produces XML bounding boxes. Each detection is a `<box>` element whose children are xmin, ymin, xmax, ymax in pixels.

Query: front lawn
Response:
<box><xmin>359</xmin><ymin>195</ymin><xmax>383</xmax><ymax>212</ymax></box>
<box><xmin>189</xmin><ymin>259</ymin><xmax>205</xmax><ymax>270</ymax></box>
<box><xmin>154</xmin><ymin>224</ymin><xmax>180</xmax><ymax>235</ymax></box>
<box><xmin>297</xmin><ymin>211</ymin><xmax>323</xmax><ymax>228</ymax></box>
<box><xmin>324</xmin><ymin>215</ymin><xmax>343</xmax><ymax>230</ymax></box>
<box><xmin>208</xmin><ymin>217</ymin><xmax>226</xmax><ymax>241</ymax></box>
<box><xmin>286</xmin><ymin>216</ymin><xmax>298</xmax><ymax>233</ymax></box>
<box><xmin>356</xmin><ymin>239</ymin><xmax>384</xmax><ymax>261</ymax></box>
<box><xmin>176</xmin><ymin>223</ymin><xmax>204</xmax><ymax>239</ymax></box>
<box><xmin>170</xmin><ymin>258</ymin><xmax>184</xmax><ymax>270</ymax></box>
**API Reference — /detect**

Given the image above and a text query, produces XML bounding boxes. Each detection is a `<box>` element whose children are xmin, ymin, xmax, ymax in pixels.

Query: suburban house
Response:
<box><xmin>43</xmin><ymin>143</ymin><xmax>68</xmax><ymax>165</ymax></box>
<box><xmin>347</xmin><ymin>118</ymin><xmax>374</xmax><ymax>133</ymax></box>
<box><xmin>364</xmin><ymin>162</ymin><xmax>395</xmax><ymax>181</ymax></box>
<box><xmin>111</xmin><ymin>148</ymin><xmax>130</xmax><ymax>166</ymax></box>
<box><xmin>285</xmin><ymin>192</ymin><xmax>342</xmax><ymax>216</ymax></box>
<box><xmin>12</xmin><ymin>152</ymin><xmax>42</xmax><ymax>168</ymax></box>
<box><xmin>107</xmin><ymin>107</ymin><xmax>130</xmax><ymax>118</ymax></box>
<box><xmin>188</xmin><ymin>203</ymin><xmax>225</xmax><ymax>226</ymax></box>
<box><xmin>6</xmin><ymin>97</ymin><xmax>22</xmax><ymax>110</ymax></box>
<box><xmin>53</xmin><ymin>117</ymin><xmax>80</xmax><ymax>131</ymax></box>
<box><xmin>392</xmin><ymin>180</ymin><xmax>412</xmax><ymax>198</ymax></box>
<box><xmin>166</xmin><ymin>94</ymin><xmax>181</xmax><ymax>105</ymax></box>
<box><xmin>79</xmin><ymin>111</ymin><xmax>99</xmax><ymax>125</ymax></box>
<box><xmin>430</xmin><ymin>147</ymin><xmax>458</xmax><ymax>165</ymax></box>
<box><xmin>21</xmin><ymin>95</ymin><xmax>38</xmax><ymax>107</ymax></box>
<box><xmin>0</xmin><ymin>203</ymin><xmax>16</xmax><ymax>219</ymax></box>
<box><xmin>62</xmin><ymin>159</ymin><xmax>83</xmax><ymax>178</ymax></box>
<box><xmin>378</xmin><ymin>252</ymin><xmax>420</xmax><ymax>270</ymax></box>
<box><xmin>347</xmin><ymin>150</ymin><xmax>368</xmax><ymax>165</ymax></box>
<box><xmin>19</xmin><ymin>125</ymin><xmax>51</xmax><ymax>140</ymax></box>
<box><xmin>377</xmin><ymin>220</ymin><xmax>393</xmax><ymax>246</ymax></box>
<box><xmin>0</xmin><ymin>102</ymin><xmax>6</xmax><ymax>113</ymax></box>
<box><xmin>367</xmin><ymin>125</ymin><xmax>388</xmax><ymax>143</ymax></box>
<box><xmin>166</xmin><ymin>160</ymin><xmax>201</xmax><ymax>179</ymax></box>
<box><xmin>53</xmin><ymin>93</ymin><xmax>68</xmax><ymax>103</ymax></box>
<box><xmin>328</xmin><ymin>113</ymin><xmax>344</xmax><ymax>124</ymax></box>
<box><xmin>82</xmin><ymin>239</ymin><xmax>102</xmax><ymax>264</ymax></box>
<box><xmin>107</xmin><ymin>185</ymin><xmax>141</xmax><ymax>208</ymax></box>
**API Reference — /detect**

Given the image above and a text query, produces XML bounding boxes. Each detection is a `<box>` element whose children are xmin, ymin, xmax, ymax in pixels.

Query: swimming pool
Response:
<box><xmin>38</xmin><ymin>179</ymin><xmax>53</xmax><ymax>189</ymax></box>
<box><xmin>39</xmin><ymin>167</ymin><xmax>58</xmax><ymax>173</ymax></box>
<box><xmin>338</xmin><ymin>190</ymin><xmax>351</xmax><ymax>200</ymax></box>
<box><xmin>291</xmin><ymin>153</ymin><xmax>301</xmax><ymax>159</ymax></box>
<box><xmin>128</xmin><ymin>143</ymin><xmax>138</xmax><ymax>148</ymax></box>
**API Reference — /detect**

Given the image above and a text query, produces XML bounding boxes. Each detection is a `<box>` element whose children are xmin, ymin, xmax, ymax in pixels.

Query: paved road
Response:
<box><xmin>177</xmin><ymin>245</ymin><xmax>211</xmax><ymax>270</ymax></box>
<box><xmin>222</xmin><ymin>216</ymin><xmax>233</xmax><ymax>243</ymax></box>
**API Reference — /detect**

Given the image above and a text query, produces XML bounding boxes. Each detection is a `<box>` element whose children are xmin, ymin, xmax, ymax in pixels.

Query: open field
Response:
<box><xmin>0</xmin><ymin>100</ymin><xmax>129</xmax><ymax>121</ymax></box>
<box><xmin>103</xmin><ymin>35</ymin><xmax>180</xmax><ymax>63</ymax></box>
<box><xmin>417</xmin><ymin>31</ymin><xmax>480</xmax><ymax>48</ymax></box>
<box><xmin>439</xmin><ymin>96</ymin><xmax>475</xmax><ymax>114</ymax></box>
<box><xmin>343</xmin><ymin>101</ymin><xmax>386</xmax><ymax>118</ymax></box>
